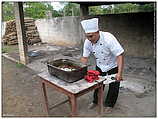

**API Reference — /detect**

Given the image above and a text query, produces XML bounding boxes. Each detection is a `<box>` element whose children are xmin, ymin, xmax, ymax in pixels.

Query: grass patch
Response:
<box><xmin>2</xmin><ymin>47</ymin><xmax>9</xmax><ymax>53</ymax></box>
<box><xmin>16</xmin><ymin>63</ymin><xmax>25</xmax><ymax>68</ymax></box>
<box><xmin>2</xmin><ymin>45</ymin><xmax>19</xmax><ymax>53</ymax></box>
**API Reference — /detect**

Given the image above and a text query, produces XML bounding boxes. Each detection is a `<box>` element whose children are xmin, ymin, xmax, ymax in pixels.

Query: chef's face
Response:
<box><xmin>85</xmin><ymin>31</ymin><xmax>100</xmax><ymax>43</ymax></box>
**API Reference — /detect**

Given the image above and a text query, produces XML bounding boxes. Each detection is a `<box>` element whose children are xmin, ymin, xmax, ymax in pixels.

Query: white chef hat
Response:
<box><xmin>81</xmin><ymin>18</ymin><xmax>99</xmax><ymax>33</ymax></box>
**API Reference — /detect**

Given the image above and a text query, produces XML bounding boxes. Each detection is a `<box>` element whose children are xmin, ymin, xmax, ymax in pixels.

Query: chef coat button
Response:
<box><xmin>101</xmin><ymin>51</ymin><xmax>104</xmax><ymax>54</ymax></box>
<box><xmin>96</xmin><ymin>58</ymin><xmax>98</xmax><ymax>59</ymax></box>
<box><xmin>93</xmin><ymin>52</ymin><xmax>95</xmax><ymax>54</ymax></box>
<box><xmin>99</xmin><ymin>62</ymin><xmax>101</xmax><ymax>64</ymax></box>
<box><xmin>100</xmin><ymin>43</ymin><xmax>102</xmax><ymax>45</ymax></box>
<box><xmin>103</xmin><ymin>59</ymin><xmax>106</xmax><ymax>60</ymax></box>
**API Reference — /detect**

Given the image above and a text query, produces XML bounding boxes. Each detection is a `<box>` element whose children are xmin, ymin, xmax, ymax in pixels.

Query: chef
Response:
<box><xmin>80</xmin><ymin>18</ymin><xmax>124</xmax><ymax>113</ymax></box>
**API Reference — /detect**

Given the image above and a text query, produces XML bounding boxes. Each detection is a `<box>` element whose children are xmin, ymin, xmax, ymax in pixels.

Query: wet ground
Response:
<box><xmin>2</xmin><ymin>44</ymin><xmax>156</xmax><ymax>117</ymax></box>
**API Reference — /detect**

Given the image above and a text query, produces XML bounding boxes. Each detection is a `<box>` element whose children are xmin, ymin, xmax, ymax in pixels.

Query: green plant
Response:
<box><xmin>16</xmin><ymin>63</ymin><xmax>25</xmax><ymax>68</ymax></box>
<box><xmin>2</xmin><ymin>45</ymin><xmax>19</xmax><ymax>53</ymax></box>
<box><xmin>2</xmin><ymin>2</ymin><xmax>15</xmax><ymax>21</ymax></box>
<box><xmin>2</xmin><ymin>47</ymin><xmax>8</xmax><ymax>53</ymax></box>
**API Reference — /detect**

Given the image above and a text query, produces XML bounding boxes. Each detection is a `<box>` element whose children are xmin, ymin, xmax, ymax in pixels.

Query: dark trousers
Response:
<box><xmin>93</xmin><ymin>66</ymin><xmax>120</xmax><ymax>108</ymax></box>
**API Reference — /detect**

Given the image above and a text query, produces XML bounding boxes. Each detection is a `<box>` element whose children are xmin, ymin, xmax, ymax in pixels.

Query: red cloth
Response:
<box><xmin>84</xmin><ymin>70</ymin><xmax>100</xmax><ymax>83</ymax></box>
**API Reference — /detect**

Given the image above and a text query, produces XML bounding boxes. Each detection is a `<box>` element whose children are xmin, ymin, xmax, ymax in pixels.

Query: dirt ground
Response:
<box><xmin>2</xmin><ymin>44</ymin><xmax>156</xmax><ymax>117</ymax></box>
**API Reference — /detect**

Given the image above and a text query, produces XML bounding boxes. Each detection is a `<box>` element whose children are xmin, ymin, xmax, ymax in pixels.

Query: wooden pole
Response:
<box><xmin>14</xmin><ymin>2</ymin><xmax>28</xmax><ymax>65</ymax></box>
<box><xmin>79</xmin><ymin>4</ymin><xmax>89</xmax><ymax>56</ymax></box>
<box><xmin>80</xmin><ymin>4</ymin><xmax>89</xmax><ymax>16</ymax></box>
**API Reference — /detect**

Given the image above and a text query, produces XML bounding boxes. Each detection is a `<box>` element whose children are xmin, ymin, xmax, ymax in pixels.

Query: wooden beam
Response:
<box><xmin>14</xmin><ymin>2</ymin><xmax>28</xmax><ymax>65</ymax></box>
<box><xmin>49</xmin><ymin>99</ymin><xmax>69</xmax><ymax>110</ymax></box>
<box><xmin>74</xmin><ymin>2</ymin><xmax>154</xmax><ymax>6</ymax></box>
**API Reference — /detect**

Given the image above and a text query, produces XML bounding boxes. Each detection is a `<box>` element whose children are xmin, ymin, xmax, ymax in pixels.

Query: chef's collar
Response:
<box><xmin>91</xmin><ymin>35</ymin><xmax>100</xmax><ymax>45</ymax></box>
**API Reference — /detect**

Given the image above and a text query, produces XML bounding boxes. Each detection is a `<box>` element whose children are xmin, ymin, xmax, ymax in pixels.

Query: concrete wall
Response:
<box><xmin>35</xmin><ymin>16</ymin><xmax>82</xmax><ymax>47</ymax></box>
<box><xmin>2</xmin><ymin>22</ymin><xmax>6</xmax><ymax>37</ymax></box>
<box><xmin>85</xmin><ymin>12</ymin><xmax>155</xmax><ymax>58</ymax></box>
<box><xmin>35</xmin><ymin>12</ymin><xmax>155</xmax><ymax>58</ymax></box>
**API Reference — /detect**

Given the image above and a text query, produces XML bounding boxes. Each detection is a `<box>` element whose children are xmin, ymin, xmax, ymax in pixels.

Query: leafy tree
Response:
<box><xmin>2</xmin><ymin>2</ymin><xmax>155</xmax><ymax>22</ymax></box>
<box><xmin>45</xmin><ymin>3</ymin><xmax>62</xmax><ymax>17</ymax></box>
<box><xmin>2</xmin><ymin>2</ymin><xmax>15</xmax><ymax>21</ymax></box>
<box><xmin>113</xmin><ymin>3</ymin><xmax>139</xmax><ymax>13</ymax></box>
<box><xmin>62</xmin><ymin>3</ymin><xmax>80</xmax><ymax>16</ymax></box>
<box><xmin>24</xmin><ymin>2</ymin><xmax>52</xmax><ymax>19</ymax></box>
<box><xmin>89</xmin><ymin>6</ymin><xmax>104</xmax><ymax>15</ymax></box>
<box><xmin>138</xmin><ymin>3</ymin><xmax>155</xmax><ymax>12</ymax></box>
<box><xmin>102</xmin><ymin>5</ymin><xmax>113</xmax><ymax>14</ymax></box>
<box><xmin>24</xmin><ymin>2</ymin><xmax>63</xmax><ymax>18</ymax></box>
<box><xmin>102</xmin><ymin>3</ymin><xmax>155</xmax><ymax>14</ymax></box>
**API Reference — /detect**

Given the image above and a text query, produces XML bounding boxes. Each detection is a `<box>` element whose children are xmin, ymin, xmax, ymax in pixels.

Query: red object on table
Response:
<box><xmin>84</xmin><ymin>70</ymin><xmax>100</xmax><ymax>83</ymax></box>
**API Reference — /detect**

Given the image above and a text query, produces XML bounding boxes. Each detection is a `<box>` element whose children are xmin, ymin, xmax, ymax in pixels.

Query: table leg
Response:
<box><xmin>70</xmin><ymin>95</ymin><xmax>77</xmax><ymax>116</ymax></box>
<box><xmin>67</xmin><ymin>96</ymin><xmax>71</xmax><ymax>107</ymax></box>
<box><xmin>98</xmin><ymin>84</ymin><xmax>104</xmax><ymax>115</ymax></box>
<box><xmin>42</xmin><ymin>82</ymin><xmax>49</xmax><ymax>115</ymax></box>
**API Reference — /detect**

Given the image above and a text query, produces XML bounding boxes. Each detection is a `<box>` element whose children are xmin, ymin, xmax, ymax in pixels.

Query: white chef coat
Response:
<box><xmin>83</xmin><ymin>31</ymin><xmax>124</xmax><ymax>72</ymax></box>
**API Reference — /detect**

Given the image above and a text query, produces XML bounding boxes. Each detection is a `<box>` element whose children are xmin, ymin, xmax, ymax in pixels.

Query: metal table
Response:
<box><xmin>37</xmin><ymin>71</ymin><xmax>105</xmax><ymax>116</ymax></box>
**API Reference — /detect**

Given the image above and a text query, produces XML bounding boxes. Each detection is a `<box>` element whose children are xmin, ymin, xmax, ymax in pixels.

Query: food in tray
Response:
<box><xmin>58</xmin><ymin>64</ymin><xmax>79</xmax><ymax>71</ymax></box>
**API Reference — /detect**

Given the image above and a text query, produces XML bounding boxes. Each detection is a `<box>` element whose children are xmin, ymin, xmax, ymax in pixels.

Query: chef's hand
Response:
<box><xmin>115</xmin><ymin>73</ymin><xmax>123</xmax><ymax>81</ymax></box>
<box><xmin>80</xmin><ymin>57</ymin><xmax>88</xmax><ymax>64</ymax></box>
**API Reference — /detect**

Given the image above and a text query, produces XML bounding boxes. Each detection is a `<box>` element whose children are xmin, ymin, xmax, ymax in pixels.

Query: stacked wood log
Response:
<box><xmin>2</xmin><ymin>18</ymin><xmax>41</xmax><ymax>45</ymax></box>
<box><xmin>2</xmin><ymin>20</ymin><xmax>17</xmax><ymax>45</ymax></box>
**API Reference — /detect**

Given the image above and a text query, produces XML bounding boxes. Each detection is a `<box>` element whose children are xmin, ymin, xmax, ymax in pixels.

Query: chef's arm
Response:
<box><xmin>81</xmin><ymin>57</ymin><xmax>88</xmax><ymax>64</ymax></box>
<box><xmin>116</xmin><ymin>53</ymin><xmax>124</xmax><ymax>80</ymax></box>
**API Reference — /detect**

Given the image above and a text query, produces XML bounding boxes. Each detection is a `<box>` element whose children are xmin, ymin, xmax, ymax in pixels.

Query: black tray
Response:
<box><xmin>47</xmin><ymin>59</ymin><xmax>88</xmax><ymax>83</ymax></box>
